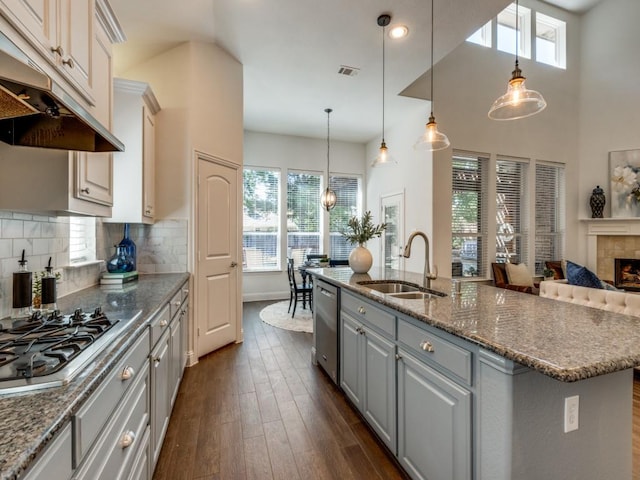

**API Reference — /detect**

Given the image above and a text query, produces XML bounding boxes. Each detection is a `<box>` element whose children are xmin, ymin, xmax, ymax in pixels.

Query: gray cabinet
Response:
<box><xmin>150</xmin><ymin>280</ymin><xmax>189</xmax><ymax>472</ymax></box>
<box><xmin>397</xmin><ymin>348</ymin><xmax>471</xmax><ymax>480</ymax></box>
<box><xmin>337</xmin><ymin>286</ymin><xmax>473</xmax><ymax>480</ymax></box>
<box><xmin>21</xmin><ymin>423</ymin><xmax>72</xmax><ymax>480</ymax></box>
<box><xmin>340</xmin><ymin>292</ymin><xmax>396</xmax><ymax>452</ymax></box>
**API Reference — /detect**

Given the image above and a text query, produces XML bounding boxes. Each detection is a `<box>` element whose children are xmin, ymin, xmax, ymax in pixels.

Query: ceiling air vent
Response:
<box><xmin>338</xmin><ymin>65</ymin><xmax>360</xmax><ymax>77</ymax></box>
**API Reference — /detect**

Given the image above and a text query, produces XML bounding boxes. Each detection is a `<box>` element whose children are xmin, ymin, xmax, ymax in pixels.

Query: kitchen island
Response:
<box><xmin>311</xmin><ymin>267</ymin><xmax>639</xmax><ymax>480</ymax></box>
<box><xmin>0</xmin><ymin>273</ymin><xmax>189</xmax><ymax>480</ymax></box>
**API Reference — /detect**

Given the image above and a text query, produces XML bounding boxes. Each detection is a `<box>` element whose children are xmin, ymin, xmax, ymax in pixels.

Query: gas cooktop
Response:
<box><xmin>0</xmin><ymin>307</ymin><xmax>142</xmax><ymax>394</ymax></box>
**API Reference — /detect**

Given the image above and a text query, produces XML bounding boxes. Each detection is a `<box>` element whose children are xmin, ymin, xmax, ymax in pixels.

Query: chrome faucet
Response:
<box><xmin>403</xmin><ymin>231</ymin><xmax>437</xmax><ymax>288</ymax></box>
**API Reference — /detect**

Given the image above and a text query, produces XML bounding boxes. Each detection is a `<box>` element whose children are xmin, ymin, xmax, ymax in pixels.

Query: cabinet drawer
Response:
<box><xmin>150</xmin><ymin>304</ymin><xmax>170</xmax><ymax>347</ymax></box>
<box><xmin>398</xmin><ymin>318</ymin><xmax>472</xmax><ymax>385</ymax></box>
<box><xmin>169</xmin><ymin>289</ymin><xmax>182</xmax><ymax>319</ymax></box>
<box><xmin>342</xmin><ymin>291</ymin><xmax>394</xmax><ymax>338</ymax></box>
<box><xmin>74</xmin><ymin>329</ymin><xmax>149</xmax><ymax>465</ymax></box>
<box><xmin>73</xmin><ymin>364</ymin><xmax>149</xmax><ymax>480</ymax></box>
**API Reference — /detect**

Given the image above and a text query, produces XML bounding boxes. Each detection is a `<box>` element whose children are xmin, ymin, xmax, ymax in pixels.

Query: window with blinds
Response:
<box><xmin>535</xmin><ymin>163</ymin><xmax>565</xmax><ymax>274</ymax></box>
<box><xmin>243</xmin><ymin>167</ymin><xmax>280</xmax><ymax>271</ymax></box>
<box><xmin>287</xmin><ymin>171</ymin><xmax>322</xmax><ymax>263</ymax></box>
<box><xmin>496</xmin><ymin>157</ymin><xmax>528</xmax><ymax>264</ymax></box>
<box><xmin>452</xmin><ymin>153</ymin><xmax>488</xmax><ymax>277</ymax></box>
<box><xmin>329</xmin><ymin>175</ymin><xmax>362</xmax><ymax>260</ymax></box>
<box><xmin>69</xmin><ymin>217</ymin><xmax>96</xmax><ymax>264</ymax></box>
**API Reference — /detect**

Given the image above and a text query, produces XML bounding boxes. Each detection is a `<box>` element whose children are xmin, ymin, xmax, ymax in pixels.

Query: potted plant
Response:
<box><xmin>341</xmin><ymin>211</ymin><xmax>386</xmax><ymax>273</ymax></box>
<box><xmin>543</xmin><ymin>267</ymin><xmax>555</xmax><ymax>281</ymax></box>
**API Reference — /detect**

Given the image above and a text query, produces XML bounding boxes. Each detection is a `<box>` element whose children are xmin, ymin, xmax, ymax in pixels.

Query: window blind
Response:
<box><xmin>452</xmin><ymin>153</ymin><xmax>488</xmax><ymax>277</ymax></box>
<box><xmin>535</xmin><ymin>162</ymin><xmax>565</xmax><ymax>274</ymax></box>
<box><xmin>69</xmin><ymin>217</ymin><xmax>96</xmax><ymax>264</ymax></box>
<box><xmin>329</xmin><ymin>175</ymin><xmax>362</xmax><ymax>260</ymax></box>
<box><xmin>243</xmin><ymin>167</ymin><xmax>280</xmax><ymax>271</ymax></box>
<box><xmin>496</xmin><ymin>157</ymin><xmax>528</xmax><ymax>264</ymax></box>
<box><xmin>287</xmin><ymin>171</ymin><xmax>321</xmax><ymax>263</ymax></box>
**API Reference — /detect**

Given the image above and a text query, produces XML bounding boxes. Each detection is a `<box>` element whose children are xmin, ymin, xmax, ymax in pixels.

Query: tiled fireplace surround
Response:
<box><xmin>586</xmin><ymin>219</ymin><xmax>640</xmax><ymax>282</ymax></box>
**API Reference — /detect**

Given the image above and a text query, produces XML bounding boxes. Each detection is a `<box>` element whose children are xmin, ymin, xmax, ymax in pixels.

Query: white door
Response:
<box><xmin>196</xmin><ymin>154</ymin><xmax>240</xmax><ymax>357</ymax></box>
<box><xmin>381</xmin><ymin>192</ymin><xmax>405</xmax><ymax>270</ymax></box>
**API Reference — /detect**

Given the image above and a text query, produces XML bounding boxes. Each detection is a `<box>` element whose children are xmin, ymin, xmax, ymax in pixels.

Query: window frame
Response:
<box><xmin>328</xmin><ymin>173</ymin><xmax>363</xmax><ymax>260</ymax></box>
<box><xmin>497</xmin><ymin>2</ymin><xmax>532</xmax><ymax>59</ymax></box>
<box><xmin>535</xmin><ymin>11</ymin><xmax>566</xmax><ymax>69</ymax></box>
<box><xmin>495</xmin><ymin>156</ymin><xmax>529</xmax><ymax>265</ymax></box>
<box><xmin>534</xmin><ymin>161</ymin><xmax>565</xmax><ymax>274</ymax></box>
<box><xmin>451</xmin><ymin>151</ymin><xmax>489</xmax><ymax>278</ymax></box>
<box><xmin>286</xmin><ymin>169</ymin><xmax>323</xmax><ymax>263</ymax></box>
<box><xmin>242</xmin><ymin>166</ymin><xmax>282</xmax><ymax>273</ymax></box>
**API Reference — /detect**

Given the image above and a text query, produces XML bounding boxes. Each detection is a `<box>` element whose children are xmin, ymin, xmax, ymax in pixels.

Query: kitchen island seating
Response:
<box><xmin>287</xmin><ymin>258</ymin><xmax>313</xmax><ymax>318</ymax></box>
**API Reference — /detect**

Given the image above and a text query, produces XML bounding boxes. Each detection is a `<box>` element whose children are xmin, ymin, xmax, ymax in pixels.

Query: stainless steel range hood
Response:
<box><xmin>0</xmin><ymin>32</ymin><xmax>124</xmax><ymax>152</ymax></box>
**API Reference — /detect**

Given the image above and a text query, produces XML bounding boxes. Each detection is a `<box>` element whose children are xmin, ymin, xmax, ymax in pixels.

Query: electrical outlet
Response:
<box><xmin>564</xmin><ymin>395</ymin><xmax>579</xmax><ymax>433</ymax></box>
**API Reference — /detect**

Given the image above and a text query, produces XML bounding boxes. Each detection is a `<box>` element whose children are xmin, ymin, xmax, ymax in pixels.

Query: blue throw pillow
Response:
<box><xmin>565</xmin><ymin>260</ymin><xmax>603</xmax><ymax>289</ymax></box>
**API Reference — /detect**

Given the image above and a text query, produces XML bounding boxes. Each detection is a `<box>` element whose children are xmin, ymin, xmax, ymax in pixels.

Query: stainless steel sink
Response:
<box><xmin>357</xmin><ymin>281</ymin><xmax>422</xmax><ymax>294</ymax></box>
<box><xmin>356</xmin><ymin>280</ymin><xmax>447</xmax><ymax>298</ymax></box>
<box><xmin>388</xmin><ymin>291</ymin><xmax>436</xmax><ymax>300</ymax></box>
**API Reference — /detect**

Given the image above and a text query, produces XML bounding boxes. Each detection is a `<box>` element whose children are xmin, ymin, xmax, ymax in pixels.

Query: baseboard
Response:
<box><xmin>242</xmin><ymin>292</ymin><xmax>289</xmax><ymax>302</ymax></box>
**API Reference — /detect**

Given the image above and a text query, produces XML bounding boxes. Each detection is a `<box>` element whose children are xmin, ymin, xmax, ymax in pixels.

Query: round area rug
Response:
<box><xmin>259</xmin><ymin>300</ymin><xmax>313</xmax><ymax>333</ymax></box>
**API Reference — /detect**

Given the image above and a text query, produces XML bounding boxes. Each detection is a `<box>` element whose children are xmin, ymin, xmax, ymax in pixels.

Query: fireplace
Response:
<box><xmin>614</xmin><ymin>258</ymin><xmax>640</xmax><ymax>291</ymax></box>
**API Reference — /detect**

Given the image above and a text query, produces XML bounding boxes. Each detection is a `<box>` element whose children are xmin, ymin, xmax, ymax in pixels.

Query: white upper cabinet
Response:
<box><xmin>105</xmin><ymin>78</ymin><xmax>161</xmax><ymax>224</ymax></box>
<box><xmin>0</xmin><ymin>0</ymin><xmax>95</xmax><ymax>104</ymax></box>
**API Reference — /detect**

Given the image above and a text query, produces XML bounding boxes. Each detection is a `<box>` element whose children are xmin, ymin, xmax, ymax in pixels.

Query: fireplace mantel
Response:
<box><xmin>580</xmin><ymin>218</ymin><xmax>640</xmax><ymax>273</ymax></box>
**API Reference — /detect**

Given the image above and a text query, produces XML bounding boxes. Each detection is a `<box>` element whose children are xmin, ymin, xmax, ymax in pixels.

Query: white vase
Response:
<box><xmin>349</xmin><ymin>245</ymin><xmax>373</xmax><ymax>273</ymax></box>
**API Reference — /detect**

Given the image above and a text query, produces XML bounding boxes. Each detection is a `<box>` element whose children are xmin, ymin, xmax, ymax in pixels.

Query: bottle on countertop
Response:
<box><xmin>12</xmin><ymin>250</ymin><xmax>32</xmax><ymax>318</ymax></box>
<box><xmin>41</xmin><ymin>257</ymin><xmax>57</xmax><ymax>313</ymax></box>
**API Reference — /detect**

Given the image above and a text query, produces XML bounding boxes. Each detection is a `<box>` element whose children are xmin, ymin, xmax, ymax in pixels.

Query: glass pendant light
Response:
<box><xmin>488</xmin><ymin>0</ymin><xmax>546</xmax><ymax>120</ymax></box>
<box><xmin>372</xmin><ymin>14</ymin><xmax>397</xmax><ymax>167</ymax></box>
<box><xmin>414</xmin><ymin>0</ymin><xmax>450</xmax><ymax>152</ymax></box>
<box><xmin>320</xmin><ymin>108</ymin><xmax>337</xmax><ymax>211</ymax></box>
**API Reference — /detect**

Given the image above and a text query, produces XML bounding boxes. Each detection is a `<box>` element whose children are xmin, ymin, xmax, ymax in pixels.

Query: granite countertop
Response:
<box><xmin>312</xmin><ymin>267</ymin><xmax>640</xmax><ymax>383</ymax></box>
<box><xmin>0</xmin><ymin>272</ymin><xmax>190</xmax><ymax>480</ymax></box>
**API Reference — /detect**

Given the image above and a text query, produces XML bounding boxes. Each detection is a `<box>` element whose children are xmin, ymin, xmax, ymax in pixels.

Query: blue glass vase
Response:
<box><xmin>107</xmin><ymin>245</ymin><xmax>135</xmax><ymax>273</ymax></box>
<box><xmin>118</xmin><ymin>223</ymin><xmax>136</xmax><ymax>271</ymax></box>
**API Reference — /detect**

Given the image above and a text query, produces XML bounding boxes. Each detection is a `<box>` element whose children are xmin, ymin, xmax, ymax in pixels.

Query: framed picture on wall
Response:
<box><xmin>610</xmin><ymin>149</ymin><xmax>640</xmax><ymax>218</ymax></box>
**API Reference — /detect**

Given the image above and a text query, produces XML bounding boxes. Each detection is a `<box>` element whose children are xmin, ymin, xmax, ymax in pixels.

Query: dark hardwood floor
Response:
<box><xmin>154</xmin><ymin>300</ymin><xmax>640</xmax><ymax>480</ymax></box>
<box><xmin>152</xmin><ymin>301</ymin><xmax>408</xmax><ymax>480</ymax></box>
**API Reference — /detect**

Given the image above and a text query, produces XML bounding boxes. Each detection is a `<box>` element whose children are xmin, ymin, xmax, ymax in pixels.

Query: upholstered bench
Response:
<box><xmin>540</xmin><ymin>279</ymin><xmax>640</xmax><ymax>316</ymax></box>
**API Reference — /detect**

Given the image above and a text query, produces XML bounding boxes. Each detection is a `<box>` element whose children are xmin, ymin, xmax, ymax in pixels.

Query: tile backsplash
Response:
<box><xmin>0</xmin><ymin>211</ymin><xmax>188</xmax><ymax>318</ymax></box>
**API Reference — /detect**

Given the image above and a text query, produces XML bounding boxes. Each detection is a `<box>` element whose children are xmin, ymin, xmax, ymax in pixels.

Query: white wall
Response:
<box><xmin>578</xmin><ymin>0</ymin><xmax>640</xmax><ymax>221</ymax></box>
<box><xmin>243</xmin><ymin>131</ymin><xmax>366</xmax><ymax>301</ymax></box>
<box><xmin>366</xmin><ymin>0</ymin><xmax>582</xmax><ymax>278</ymax></box>
<box><xmin>365</xmin><ymin>100</ymin><xmax>436</xmax><ymax>276</ymax></box>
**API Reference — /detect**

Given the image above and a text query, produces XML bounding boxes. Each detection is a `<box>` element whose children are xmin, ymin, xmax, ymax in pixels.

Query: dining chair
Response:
<box><xmin>287</xmin><ymin>258</ymin><xmax>313</xmax><ymax>318</ymax></box>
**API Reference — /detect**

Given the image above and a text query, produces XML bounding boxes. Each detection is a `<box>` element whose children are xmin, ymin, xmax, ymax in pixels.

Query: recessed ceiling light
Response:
<box><xmin>389</xmin><ymin>24</ymin><xmax>409</xmax><ymax>39</ymax></box>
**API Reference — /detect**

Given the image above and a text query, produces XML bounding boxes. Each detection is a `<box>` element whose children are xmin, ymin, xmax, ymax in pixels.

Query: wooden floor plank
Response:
<box><xmin>244</xmin><ymin>435</ymin><xmax>273</xmax><ymax>480</ymax></box>
<box><xmin>263</xmin><ymin>420</ymin><xmax>301</xmax><ymax>479</ymax></box>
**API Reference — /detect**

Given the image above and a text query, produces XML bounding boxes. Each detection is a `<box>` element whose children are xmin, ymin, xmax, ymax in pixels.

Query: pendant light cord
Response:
<box><xmin>381</xmin><ymin>23</ymin><xmax>386</xmax><ymax>143</ymax></box>
<box><xmin>430</xmin><ymin>0</ymin><xmax>434</xmax><ymax>117</ymax></box>
<box><xmin>515</xmin><ymin>0</ymin><xmax>520</xmax><ymax>68</ymax></box>
<box><xmin>325</xmin><ymin>108</ymin><xmax>331</xmax><ymax>179</ymax></box>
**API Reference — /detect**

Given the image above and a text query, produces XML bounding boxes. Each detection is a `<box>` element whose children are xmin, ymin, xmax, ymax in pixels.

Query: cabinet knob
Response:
<box><xmin>159</xmin><ymin>320</ymin><xmax>168</xmax><ymax>327</ymax></box>
<box><xmin>120</xmin><ymin>366</ymin><xmax>135</xmax><ymax>381</ymax></box>
<box><xmin>120</xmin><ymin>430</ymin><xmax>136</xmax><ymax>449</ymax></box>
<box><xmin>80</xmin><ymin>187</ymin><xmax>90</xmax><ymax>194</ymax></box>
<box><xmin>357</xmin><ymin>306</ymin><xmax>366</xmax><ymax>315</ymax></box>
<box><xmin>395</xmin><ymin>354</ymin><xmax>403</xmax><ymax>361</ymax></box>
<box><xmin>62</xmin><ymin>57</ymin><xmax>74</xmax><ymax>68</ymax></box>
<box><xmin>420</xmin><ymin>340</ymin><xmax>434</xmax><ymax>353</ymax></box>
<box><xmin>173</xmin><ymin>301</ymin><xmax>181</xmax><ymax>307</ymax></box>
<box><xmin>145</xmin><ymin>209</ymin><xmax>152</xmax><ymax>215</ymax></box>
<box><xmin>51</xmin><ymin>45</ymin><xmax>64</xmax><ymax>56</ymax></box>
<box><xmin>153</xmin><ymin>357</ymin><xmax>161</xmax><ymax>366</ymax></box>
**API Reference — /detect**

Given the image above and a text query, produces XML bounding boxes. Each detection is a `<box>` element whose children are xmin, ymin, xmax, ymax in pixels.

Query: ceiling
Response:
<box><xmin>109</xmin><ymin>0</ymin><xmax>601</xmax><ymax>144</ymax></box>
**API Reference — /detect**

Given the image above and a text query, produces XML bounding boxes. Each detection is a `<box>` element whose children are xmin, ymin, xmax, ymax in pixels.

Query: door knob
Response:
<box><xmin>230</xmin><ymin>261</ymin><xmax>238</xmax><ymax>267</ymax></box>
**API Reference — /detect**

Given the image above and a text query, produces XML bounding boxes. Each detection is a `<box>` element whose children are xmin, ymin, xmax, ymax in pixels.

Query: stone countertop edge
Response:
<box><xmin>310</xmin><ymin>267</ymin><xmax>640</xmax><ymax>383</ymax></box>
<box><xmin>0</xmin><ymin>272</ymin><xmax>190</xmax><ymax>480</ymax></box>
